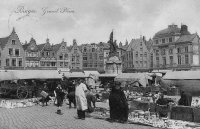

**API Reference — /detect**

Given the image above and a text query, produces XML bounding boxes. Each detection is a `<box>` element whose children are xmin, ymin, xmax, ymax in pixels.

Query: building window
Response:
<box><xmin>169</xmin><ymin>56</ymin><xmax>173</xmax><ymax>65</ymax></box>
<box><xmin>12</xmin><ymin>40</ymin><xmax>16</xmax><ymax>45</ymax></box>
<box><xmin>6</xmin><ymin>59</ymin><xmax>9</xmax><ymax>66</ymax></box>
<box><xmin>99</xmin><ymin>56</ymin><xmax>103</xmax><ymax>60</ymax></box>
<box><xmin>169</xmin><ymin>49</ymin><xmax>173</xmax><ymax>54</ymax></box>
<box><xmin>12</xmin><ymin>59</ymin><xmax>16</xmax><ymax>66</ymax></box>
<box><xmin>140</xmin><ymin>42</ymin><xmax>142</xmax><ymax>46</ymax></box>
<box><xmin>41</xmin><ymin>52</ymin><xmax>44</xmax><ymax>57</ymax></box>
<box><xmin>163</xmin><ymin>57</ymin><xmax>166</xmax><ymax>65</ymax></box>
<box><xmin>185</xmin><ymin>55</ymin><xmax>189</xmax><ymax>64</ymax></box>
<box><xmin>144</xmin><ymin>52</ymin><xmax>147</xmax><ymax>57</ymax></box>
<box><xmin>156</xmin><ymin>57</ymin><xmax>159</xmax><ymax>67</ymax></box>
<box><xmin>185</xmin><ymin>46</ymin><xmax>188</xmax><ymax>52</ymax></box>
<box><xmin>60</xmin><ymin>62</ymin><xmax>63</xmax><ymax>67</ymax></box>
<box><xmin>140</xmin><ymin>61</ymin><xmax>143</xmax><ymax>67</ymax></box>
<box><xmin>15</xmin><ymin>49</ymin><xmax>19</xmax><ymax>56</ymax></box>
<box><xmin>92</xmin><ymin>48</ymin><xmax>95</xmax><ymax>52</ymax></box>
<box><xmin>46</xmin><ymin>52</ymin><xmax>49</xmax><ymax>56</ymax></box>
<box><xmin>84</xmin><ymin>47</ymin><xmax>87</xmax><ymax>52</ymax></box>
<box><xmin>18</xmin><ymin>58</ymin><xmax>22</xmax><ymax>67</ymax></box>
<box><xmin>156</xmin><ymin>50</ymin><xmax>159</xmax><ymax>56</ymax></box>
<box><xmin>9</xmin><ymin>48</ymin><xmax>13</xmax><ymax>55</ymax></box>
<box><xmin>177</xmin><ymin>48</ymin><xmax>181</xmax><ymax>53</ymax></box>
<box><xmin>83</xmin><ymin>57</ymin><xmax>87</xmax><ymax>60</ymax></box>
<box><xmin>140</xmin><ymin>48</ymin><xmax>143</xmax><ymax>51</ymax></box>
<box><xmin>136</xmin><ymin>51</ymin><xmax>138</xmax><ymax>57</ymax></box>
<box><xmin>64</xmin><ymin>54</ymin><xmax>68</xmax><ymax>59</ymax></box>
<box><xmin>59</xmin><ymin>55</ymin><xmax>63</xmax><ymax>60</ymax></box>
<box><xmin>169</xmin><ymin>37</ymin><xmax>172</xmax><ymax>42</ymax></box>
<box><xmin>155</xmin><ymin>40</ymin><xmax>159</xmax><ymax>44</ymax></box>
<box><xmin>178</xmin><ymin>55</ymin><xmax>181</xmax><ymax>64</ymax></box>
<box><xmin>162</xmin><ymin>49</ymin><xmax>166</xmax><ymax>55</ymax></box>
<box><xmin>140</xmin><ymin>54</ymin><xmax>143</xmax><ymax>57</ymax></box>
<box><xmin>162</xmin><ymin>38</ymin><xmax>165</xmax><ymax>43</ymax></box>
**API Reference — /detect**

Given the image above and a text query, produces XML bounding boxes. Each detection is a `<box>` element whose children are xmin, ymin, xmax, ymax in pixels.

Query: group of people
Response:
<box><xmin>52</xmin><ymin>78</ymin><xmax>96</xmax><ymax>120</ymax></box>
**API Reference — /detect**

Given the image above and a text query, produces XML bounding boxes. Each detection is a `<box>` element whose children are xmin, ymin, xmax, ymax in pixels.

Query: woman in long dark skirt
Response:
<box><xmin>54</xmin><ymin>84</ymin><xmax>65</xmax><ymax>115</ymax></box>
<box><xmin>109</xmin><ymin>82</ymin><xmax>129</xmax><ymax>123</ymax></box>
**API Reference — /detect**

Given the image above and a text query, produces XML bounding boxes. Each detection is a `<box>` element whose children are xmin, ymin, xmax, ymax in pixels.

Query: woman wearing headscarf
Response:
<box><xmin>178</xmin><ymin>91</ymin><xmax>192</xmax><ymax>106</ymax></box>
<box><xmin>109</xmin><ymin>81</ymin><xmax>128</xmax><ymax>123</ymax></box>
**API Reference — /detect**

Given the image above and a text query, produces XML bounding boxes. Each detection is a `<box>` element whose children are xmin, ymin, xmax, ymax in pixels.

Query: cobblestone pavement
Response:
<box><xmin>0</xmin><ymin>101</ymin><xmax>156</xmax><ymax>129</ymax></box>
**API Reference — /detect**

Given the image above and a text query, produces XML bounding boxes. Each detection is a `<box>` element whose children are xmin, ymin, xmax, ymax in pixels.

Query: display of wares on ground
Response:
<box><xmin>128</xmin><ymin>110</ymin><xmax>200</xmax><ymax>129</ymax></box>
<box><xmin>0</xmin><ymin>97</ymin><xmax>55</xmax><ymax>109</ymax></box>
<box><xmin>90</xmin><ymin>107</ymin><xmax>110</xmax><ymax>119</ymax></box>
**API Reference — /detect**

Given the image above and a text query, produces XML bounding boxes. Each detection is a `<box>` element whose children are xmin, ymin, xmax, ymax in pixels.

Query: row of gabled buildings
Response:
<box><xmin>1</xmin><ymin>23</ymin><xmax>200</xmax><ymax>73</ymax></box>
<box><xmin>0</xmin><ymin>28</ymin><xmax>127</xmax><ymax>73</ymax></box>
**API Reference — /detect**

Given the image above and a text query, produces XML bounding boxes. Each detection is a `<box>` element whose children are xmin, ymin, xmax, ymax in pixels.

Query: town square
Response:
<box><xmin>1</xmin><ymin>0</ymin><xmax>200</xmax><ymax>129</ymax></box>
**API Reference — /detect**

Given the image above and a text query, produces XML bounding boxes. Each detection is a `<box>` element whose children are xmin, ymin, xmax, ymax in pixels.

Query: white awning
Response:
<box><xmin>0</xmin><ymin>71</ymin><xmax>18</xmax><ymax>81</ymax></box>
<box><xmin>9</xmin><ymin>70</ymin><xmax>62</xmax><ymax>80</ymax></box>
<box><xmin>98</xmin><ymin>74</ymin><xmax>118</xmax><ymax>77</ymax></box>
<box><xmin>84</xmin><ymin>71</ymin><xmax>100</xmax><ymax>77</ymax></box>
<box><xmin>163</xmin><ymin>71</ymin><xmax>200</xmax><ymax>80</ymax></box>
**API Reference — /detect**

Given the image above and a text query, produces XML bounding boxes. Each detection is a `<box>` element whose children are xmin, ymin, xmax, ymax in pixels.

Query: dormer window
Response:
<box><xmin>12</xmin><ymin>40</ymin><xmax>16</xmax><ymax>45</ymax></box>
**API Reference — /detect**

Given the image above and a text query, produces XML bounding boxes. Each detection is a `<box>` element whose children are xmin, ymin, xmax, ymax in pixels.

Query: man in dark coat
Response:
<box><xmin>67</xmin><ymin>81</ymin><xmax>76</xmax><ymax>108</ymax></box>
<box><xmin>109</xmin><ymin>81</ymin><xmax>128</xmax><ymax>123</ymax></box>
<box><xmin>54</xmin><ymin>84</ymin><xmax>65</xmax><ymax>115</ymax></box>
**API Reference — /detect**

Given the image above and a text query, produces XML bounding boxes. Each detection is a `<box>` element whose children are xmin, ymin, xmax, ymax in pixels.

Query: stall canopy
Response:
<box><xmin>9</xmin><ymin>70</ymin><xmax>62</xmax><ymax>80</ymax></box>
<box><xmin>98</xmin><ymin>74</ymin><xmax>118</xmax><ymax>77</ymax></box>
<box><xmin>163</xmin><ymin>71</ymin><xmax>200</xmax><ymax>80</ymax></box>
<box><xmin>0</xmin><ymin>71</ymin><xmax>18</xmax><ymax>81</ymax></box>
<box><xmin>63</xmin><ymin>72</ymin><xmax>86</xmax><ymax>78</ymax></box>
<box><xmin>115</xmin><ymin>73</ymin><xmax>152</xmax><ymax>87</ymax></box>
<box><xmin>84</xmin><ymin>71</ymin><xmax>99</xmax><ymax>77</ymax></box>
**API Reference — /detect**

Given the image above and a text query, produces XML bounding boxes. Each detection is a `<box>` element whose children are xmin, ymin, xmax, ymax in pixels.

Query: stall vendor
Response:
<box><xmin>178</xmin><ymin>91</ymin><xmax>192</xmax><ymax>106</ymax></box>
<box><xmin>156</xmin><ymin>93</ymin><xmax>174</xmax><ymax>117</ymax></box>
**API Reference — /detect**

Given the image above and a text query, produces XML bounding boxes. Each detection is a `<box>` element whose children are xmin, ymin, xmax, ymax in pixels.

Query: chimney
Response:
<box><xmin>180</xmin><ymin>24</ymin><xmax>189</xmax><ymax>35</ymax></box>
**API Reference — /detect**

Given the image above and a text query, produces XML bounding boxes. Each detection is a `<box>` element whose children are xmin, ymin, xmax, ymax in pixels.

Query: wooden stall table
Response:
<box><xmin>129</xmin><ymin>100</ymin><xmax>156</xmax><ymax>113</ymax></box>
<box><xmin>171</xmin><ymin>106</ymin><xmax>194</xmax><ymax>122</ymax></box>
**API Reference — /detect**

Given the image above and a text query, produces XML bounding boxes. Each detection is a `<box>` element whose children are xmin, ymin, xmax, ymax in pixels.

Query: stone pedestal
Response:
<box><xmin>105</xmin><ymin>56</ymin><xmax>122</xmax><ymax>74</ymax></box>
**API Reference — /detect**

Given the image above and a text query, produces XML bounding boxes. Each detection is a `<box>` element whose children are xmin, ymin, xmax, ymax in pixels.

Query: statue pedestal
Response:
<box><xmin>105</xmin><ymin>56</ymin><xmax>122</xmax><ymax>74</ymax></box>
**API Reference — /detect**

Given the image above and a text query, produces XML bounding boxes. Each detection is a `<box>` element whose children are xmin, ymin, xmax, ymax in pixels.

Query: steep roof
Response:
<box><xmin>22</xmin><ymin>43</ymin><xmax>29</xmax><ymax>50</ymax></box>
<box><xmin>0</xmin><ymin>36</ymin><xmax>9</xmax><ymax>49</ymax></box>
<box><xmin>176</xmin><ymin>34</ymin><xmax>197</xmax><ymax>43</ymax></box>
<box><xmin>145</xmin><ymin>39</ymin><xmax>153</xmax><ymax>51</ymax></box>
<box><xmin>37</xmin><ymin>43</ymin><xmax>45</xmax><ymax>51</ymax></box>
<box><xmin>127</xmin><ymin>39</ymin><xmax>140</xmax><ymax>51</ymax></box>
<box><xmin>52</xmin><ymin>43</ymin><xmax>62</xmax><ymax>52</ymax></box>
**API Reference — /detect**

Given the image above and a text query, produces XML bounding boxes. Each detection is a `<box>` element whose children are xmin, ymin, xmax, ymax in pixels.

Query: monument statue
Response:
<box><xmin>108</xmin><ymin>31</ymin><xmax>118</xmax><ymax>57</ymax></box>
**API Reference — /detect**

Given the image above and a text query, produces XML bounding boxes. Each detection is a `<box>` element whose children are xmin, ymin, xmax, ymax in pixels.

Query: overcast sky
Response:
<box><xmin>0</xmin><ymin>0</ymin><xmax>199</xmax><ymax>45</ymax></box>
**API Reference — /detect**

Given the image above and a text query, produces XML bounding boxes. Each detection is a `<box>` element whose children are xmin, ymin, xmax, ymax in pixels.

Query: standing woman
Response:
<box><xmin>75</xmin><ymin>79</ymin><xmax>88</xmax><ymax>120</ymax></box>
<box><xmin>54</xmin><ymin>83</ymin><xmax>65</xmax><ymax>115</ymax></box>
<box><xmin>109</xmin><ymin>81</ymin><xmax>129</xmax><ymax>123</ymax></box>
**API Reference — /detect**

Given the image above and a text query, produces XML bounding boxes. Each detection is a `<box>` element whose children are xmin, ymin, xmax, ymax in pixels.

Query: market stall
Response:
<box><xmin>163</xmin><ymin>71</ymin><xmax>200</xmax><ymax>96</ymax></box>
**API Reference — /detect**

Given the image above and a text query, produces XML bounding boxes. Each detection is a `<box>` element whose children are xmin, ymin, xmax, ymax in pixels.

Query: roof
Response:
<box><xmin>145</xmin><ymin>39</ymin><xmax>153</xmax><ymax>51</ymax></box>
<box><xmin>0</xmin><ymin>36</ymin><xmax>9</xmax><ymax>49</ymax></box>
<box><xmin>52</xmin><ymin>43</ymin><xmax>61</xmax><ymax>52</ymax></box>
<box><xmin>37</xmin><ymin>43</ymin><xmax>45</xmax><ymax>51</ymax></box>
<box><xmin>163</xmin><ymin>71</ymin><xmax>200</xmax><ymax>80</ymax></box>
<box><xmin>154</xmin><ymin>25</ymin><xmax>181</xmax><ymax>38</ymax></box>
<box><xmin>176</xmin><ymin>34</ymin><xmax>196</xmax><ymax>43</ymax></box>
<box><xmin>127</xmin><ymin>38</ymin><xmax>145</xmax><ymax>51</ymax></box>
<box><xmin>23</xmin><ymin>43</ymin><xmax>29</xmax><ymax>50</ymax></box>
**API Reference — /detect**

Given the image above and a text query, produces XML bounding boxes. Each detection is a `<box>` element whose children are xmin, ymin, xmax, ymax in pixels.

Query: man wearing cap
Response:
<box><xmin>109</xmin><ymin>81</ymin><xmax>128</xmax><ymax>123</ymax></box>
